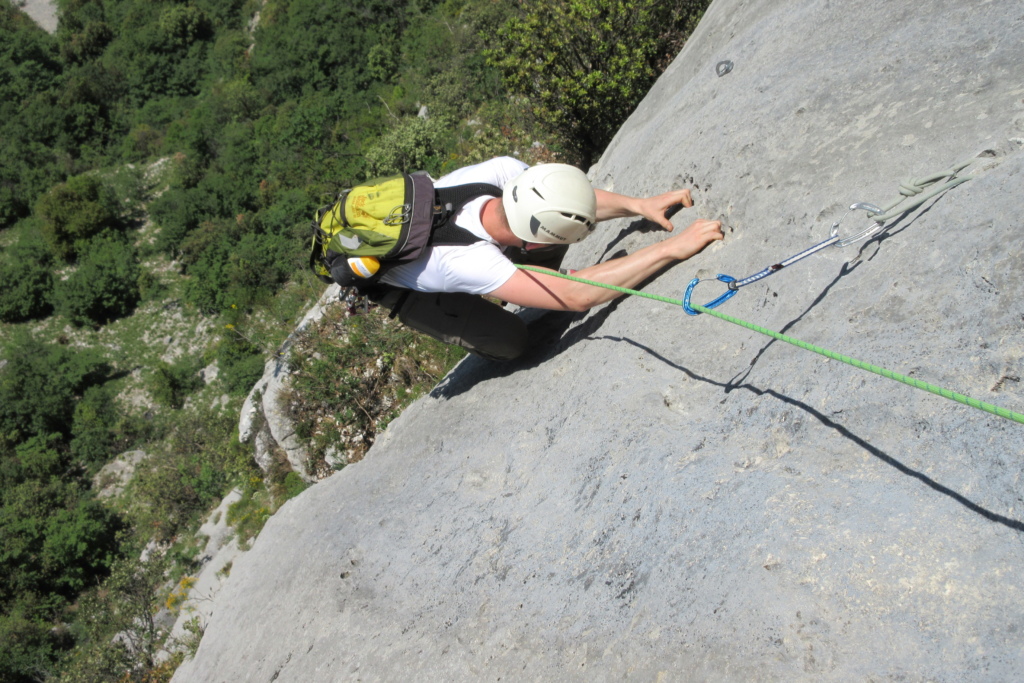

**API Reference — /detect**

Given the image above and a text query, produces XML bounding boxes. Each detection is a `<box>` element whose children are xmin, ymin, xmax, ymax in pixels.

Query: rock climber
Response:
<box><xmin>372</xmin><ymin>156</ymin><xmax>723</xmax><ymax>360</ymax></box>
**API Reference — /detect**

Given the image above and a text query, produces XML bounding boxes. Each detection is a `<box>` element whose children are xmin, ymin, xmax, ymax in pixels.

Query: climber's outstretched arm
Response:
<box><xmin>489</xmin><ymin>218</ymin><xmax>722</xmax><ymax>312</ymax></box>
<box><xmin>594</xmin><ymin>188</ymin><xmax>693</xmax><ymax>230</ymax></box>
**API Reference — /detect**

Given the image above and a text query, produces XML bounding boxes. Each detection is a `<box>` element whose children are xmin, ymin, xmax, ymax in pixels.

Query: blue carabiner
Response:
<box><xmin>683</xmin><ymin>274</ymin><xmax>737</xmax><ymax>315</ymax></box>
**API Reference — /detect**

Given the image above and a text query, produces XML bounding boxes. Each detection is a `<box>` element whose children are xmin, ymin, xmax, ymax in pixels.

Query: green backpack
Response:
<box><xmin>309</xmin><ymin>173</ymin><xmax>501</xmax><ymax>288</ymax></box>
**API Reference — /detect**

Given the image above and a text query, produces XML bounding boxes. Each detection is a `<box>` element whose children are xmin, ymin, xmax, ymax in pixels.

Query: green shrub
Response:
<box><xmin>150</xmin><ymin>187</ymin><xmax>203</xmax><ymax>257</ymax></box>
<box><xmin>57</xmin><ymin>553</ymin><xmax>171</xmax><ymax>682</ymax></box>
<box><xmin>226</xmin><ymin>485</ymin><xmax>272</xmax><ymax>545</ymax></box>
<box><xmin>280</xmin><ymin>471</ymin><xmax>307</xmax><ymax>501</ymax></box>
<box><xmin>129</xmin><ymin>408</ymin><xmax>247</xmax><ymax>542</ymax></box>
<box><xmin>488</xmin><ymin>0</ymin><xmax>710</xmax><ymax>165</ymax></box>
<box><xmin>216</xmin><ymin>327</ymin><xmax>266</xmax><ymax>394</ymax></box>
<box><xmin>365</xmin><ymin>115</ymin><xmax>455</xmax><ymax>176</ymax></box>
<box><xmin>0</xmin><ymin>244</ymin><xmax>53</xmax><ymax>323</ymax></box>
<box><xmin>0</xmin><ymin>331</ymin><xmax>109</xmax><ymax>442</ymax></box>
<box><xmin>0</xmin><ymin>475</ymin><xmax>121</xmax><ymax>603</ymax></box>
<box><xmin>287</xmin><ymin>305</ymin><xmax>465</xmax><ymax>467</ymax></box>
<box><xmin>52</xmin><ymin>236</ymin><xmax>141</xmax><ymax>327</ymax></box>
<box><xmin>120</xmin><ymin>123</ymin><xmax>164</xmax><ymax>161</ymax></box>
<box><xmin>69</xmin><ymin>384</ymin><xmax>121</xmax><ymax>471</ymax></box>
<box><xmin>149</xmin><ymin>358</ymin><xmax>204</xmax><ymax>410</ymax></box>
<box><xmin>35</xmin><ymin>174</ymin><xmax>125</xmax><ymax>262</ymax></box>
<box><xmin>0</xmin><ymin>594</ymin><xmax>70</xmax><ymax>683</ymax></box>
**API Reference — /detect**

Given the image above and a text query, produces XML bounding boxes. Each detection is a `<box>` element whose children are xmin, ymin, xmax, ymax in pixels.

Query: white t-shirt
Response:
<box><xmin>378</xmin><ymin>157</ymin><xmax>527</xmax><ymax>295</ymax></box>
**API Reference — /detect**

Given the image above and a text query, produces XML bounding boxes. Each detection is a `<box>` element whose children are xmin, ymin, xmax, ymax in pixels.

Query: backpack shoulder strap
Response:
<box><xmin>431</xmin><ymin>182</ymin><xmax>503</xmax><ymax>246</ymax></box>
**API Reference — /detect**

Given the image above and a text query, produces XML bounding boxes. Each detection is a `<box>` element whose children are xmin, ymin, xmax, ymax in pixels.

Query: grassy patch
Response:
<box><xmin>286</xmin><ymin>303</ymin><xmax>465</xmax><ymax>475</ymax></box>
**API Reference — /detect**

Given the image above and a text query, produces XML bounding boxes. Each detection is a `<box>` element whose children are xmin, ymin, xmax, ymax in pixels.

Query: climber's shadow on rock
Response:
<box><xmin>597</xmin><ymin>217</ymin><xmax>666</xmax><ymax>263</ymax></box>
<box><xmin>603</xmin><ymin>334</ymin><xmax>1024</xmax><ymax>534</ymax></box>
<box><xmin>726</xmin><ymin>206</ymin><xmax>934</xmax><ymax>390</ymax></box>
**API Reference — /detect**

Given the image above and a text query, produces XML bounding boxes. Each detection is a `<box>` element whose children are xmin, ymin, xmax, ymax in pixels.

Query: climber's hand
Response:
<box><xmin>660</xmin><ymin>219</ymin><xmax>723</xmax><ymax>260</ymax></box>
<box><xmin>637</xmin><ymin>188</ymin><xmax>693</xmax><ymax>231</ymax></box>
<box><xmin>594</xmin><ymin>187</ymin><xmax>693</xmax><ymax>230</ymax></box>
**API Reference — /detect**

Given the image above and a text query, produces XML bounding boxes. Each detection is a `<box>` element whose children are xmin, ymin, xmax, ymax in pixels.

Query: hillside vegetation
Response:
<box><xmin>0</xmin><ymin>0</ymin><xmax>708</xmax><ymax>680</ymax></box>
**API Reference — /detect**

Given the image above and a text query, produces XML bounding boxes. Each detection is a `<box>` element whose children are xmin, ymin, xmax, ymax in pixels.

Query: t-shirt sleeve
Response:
<box><xmin>434</xmin><ymin>156</ymin><xmax>528</xmax><ymax>190</ymax></box>
<box><xmin>437</xmin><ymin>243</ymin><xmax>518</xmax><ymax>295</ymax></box>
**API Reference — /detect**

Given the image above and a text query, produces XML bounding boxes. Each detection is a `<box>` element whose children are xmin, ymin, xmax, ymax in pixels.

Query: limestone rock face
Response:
<box><xmin>238</xmin><ymin>284</ymin><xmax>341</xmax><ymax>480</ymax></box>
<box><xmin>175</xmin><ymin>1</ymin><xmax>1024</xmax><ymax>680</ymax></box>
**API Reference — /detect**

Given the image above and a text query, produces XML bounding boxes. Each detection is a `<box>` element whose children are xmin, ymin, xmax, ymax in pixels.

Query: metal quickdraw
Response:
<box><xmin>683</xmin><ymin>202</ymin><xmax>882</xmax><ymax>315</ymax></box>
<box><xmin>683</xmin><ymin>158</ymin><xmax>978</xmax><ymax>315</ymax></box>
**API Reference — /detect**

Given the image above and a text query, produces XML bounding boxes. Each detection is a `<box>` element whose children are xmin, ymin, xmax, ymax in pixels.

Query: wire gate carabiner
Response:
<box><xmin>683</xmin><ymin>274</ymin><xmax>737</xmax><ymax>315</ymax></box>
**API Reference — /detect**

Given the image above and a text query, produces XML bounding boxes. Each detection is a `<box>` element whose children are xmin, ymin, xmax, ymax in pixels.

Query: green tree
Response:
<box><xmin>0</xmin><ymin>469</ymin><xmax>121</xmax><ymax>605</ymax></box>
<box><xmin>0</xmin><ymin>243</ymin><xmax>54</xmax><ymax>323</ymax></box>
<box><xmin>0</xmin><ymin>592</ymin><xmax>71</xmax><ymax>683</ymax></box>
<box><xmin>149</xmin><ymin>358</ymin><xmax>204</xmax><ymax>410</ymax></box>
<box><xmin>249</xmin><ymin>0</ymin><xmax>404</xmax><ymax>102</ymax></box>
<box><xmin>69</xmin><ymin>383</ymin><xmax>120</xmax><ymax>470</ymax></box>
<box><xmin>52</xmin><ymin>236</ymin><xmax>141</xmax><ymax>327</ymax></box>
<box><xmin>35</xmin><ymin>174</ymin><xmax>125</xmax><ymax>261</ymax></box>
<box><xmin>150</xmin><ymin>187</ymin><xmax>203</xmax><ymax>258</ymax></box>
<box><xmin>364</xmin><ymin>115</ymin><xmax>455</xmax><ymax>176</ymax></box>
<box><xmin>0</xmin><ymin>332</ymin><xmax>109</xmax><ymax>442</ymax></box>
<box><xmin>58</xmin><ymin>553</ymin><xmax>172</xmax><ymax>683</ymax></box>
<box><xmin>487</xmin><ymin>0</ymin><xmax>709</xmax><ymax>165</ymax></box>
<box><xmin>130</xmin><ymin>409</ymin><xmax>240</xmax><ymax>541</ymax></box>
<box><xmin>158</xmin><ymin>4</ymin><xmax>210</xmax><ymax>49</ymax></box>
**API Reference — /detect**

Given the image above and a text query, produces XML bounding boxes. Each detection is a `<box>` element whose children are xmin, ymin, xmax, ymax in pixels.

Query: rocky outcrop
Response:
<box><xmin>15</xmin><ymin>0</ymin><xmax>58</xmax><ymax>33</ymax></box>
<box><xmin>92</xmin><ymin>450</ymin><xmax>148</xmax><ymax>499</ymax></box>
<box><xmin>175</xmin><ymin>1</ymin><xmax>1024</xmax><ymax>680</ymax></box>
<box><xmin>238</xmin><ymin>284</ymin><xmax>341</xmax><ymax>479</ymax></box>
<box><xmin>160</xmin><ymin>488</ymin><xmax>246</xmax><ymax>658</ymax></box>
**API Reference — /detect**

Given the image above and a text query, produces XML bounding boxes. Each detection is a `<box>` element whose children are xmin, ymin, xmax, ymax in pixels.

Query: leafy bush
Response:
<box><xmin>0</xmin><ymin>4</ymin><xmax>64</xmax><ymax>228</ymax></box>
<box><xmin>120</xmin><ymin>122</ymin><xmax>164</xmax><ymax>161</ymax></box>
<box><xmin>69</xmin><ymin>383</ymin><xmax>141</xmax><ymax>472</ymax></box>
<box><xmin>129</xmin><ymin>408</ymin><xmax>250</xmax><ymax>542</ymax></box>
<box><xmin>249</xmin><ymin>0</ymin><xmax>391</xmax><ymax>101</ymax></box>
<box><xmin>0</xmin><ymin>242</ymin><xmax>54</xmax><ymax>323</ymax></box>
<box><xmin>0</xmin><ymin>592</ymin><xmax>71</xmax><ymax>683</ymax></box>
<box><xmin>0</xmin><ymin>331</ymin><xmax>109</xmax><ymax>442</ymax></box>
<box><xmin>52</xmin><ymin>236</ymin><xmax>140</xmax><ymax>327</ymax></box>
<box><xmin>0</xmin><ymin>478</ymin><xmax>120</xmax><ymax>599</ymax></box>
<box><xmin>57</xmin><ymin>553</ymin><xmax>172</xmax><ymax>683</ymax></box>
<box><xmin>225</xmin><ymin>485</ymin><xmax>272</xmax><ymax>546</ymax></box>
<box><xmin>216</xmin><ymin>326</ymin><xmax>266</xmax><ymax>394</ymax></box>
<box><xmin>488</xmin><ymin>0</ymin><xmax>710</xmax><ymax>165</ymax></box>
<box><xmin>365</xmin><ymin>115</ymin><xmax>455</xmax><ymax>176</ymax></box>
<box><xmin>35</xmin><ymin>174</ymin><xmax>125</xmax><ymax>261</ymax></box>
<box><xmin>150</xmin><ymin>187</ymin><xmax>203</xmax><ymax>257</ymax></box>
<box><xmin>149</xmin><ymin>358</ymin><xmax>204</xmax><ymax>409</ymax></box>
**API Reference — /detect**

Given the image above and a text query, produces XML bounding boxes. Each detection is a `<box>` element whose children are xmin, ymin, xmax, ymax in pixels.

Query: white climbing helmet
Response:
<box><xmin>502</xmin><ymin>164</ymin><xmax>598</xmax><ymax>244</ymax></box>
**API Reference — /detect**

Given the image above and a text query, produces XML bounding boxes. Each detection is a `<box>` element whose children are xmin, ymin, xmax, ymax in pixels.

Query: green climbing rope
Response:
<box><xmin>515</xmin><ymin>265</ymin><xmax>1024</xmax><ymax>425</ymax></box>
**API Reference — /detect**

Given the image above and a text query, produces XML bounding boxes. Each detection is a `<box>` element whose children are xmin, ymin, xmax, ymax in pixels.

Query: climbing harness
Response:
<box><xmin>510</xmin><ymin>156</ymin><xmax>1020</xmax><ymax>425</ymax></box>
<box><xmin>683</xmin><ymin>159</ymin><xmax>977</xmax><ymax>315</ymax></box>
<box><xmin>515</xmin><ymin>265</ymin><xmax>1023</xmax><ymax>426</ymax></box>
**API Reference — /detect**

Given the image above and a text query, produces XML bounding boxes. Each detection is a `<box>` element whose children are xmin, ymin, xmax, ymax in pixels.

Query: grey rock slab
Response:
<box><xmin>14</xmin><ymin>0</ymin><xmax>58</xmax><ymax>33</ymax></box>
<box><xmin>176</xmin><ymin>0</ymin><xmax>1024</xmax><ymax>680</ymax></box>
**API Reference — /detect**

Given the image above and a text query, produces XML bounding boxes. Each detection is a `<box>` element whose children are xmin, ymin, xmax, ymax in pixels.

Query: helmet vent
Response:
<box><xmin>531</xmin><ymin>188</ymin><xmax>546</xmax><ymax>200</ymax></box>
<box><xmin>560</xmin><ymin>212</ymin><xmax>592</xmax><ymax>226</ymax></box>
